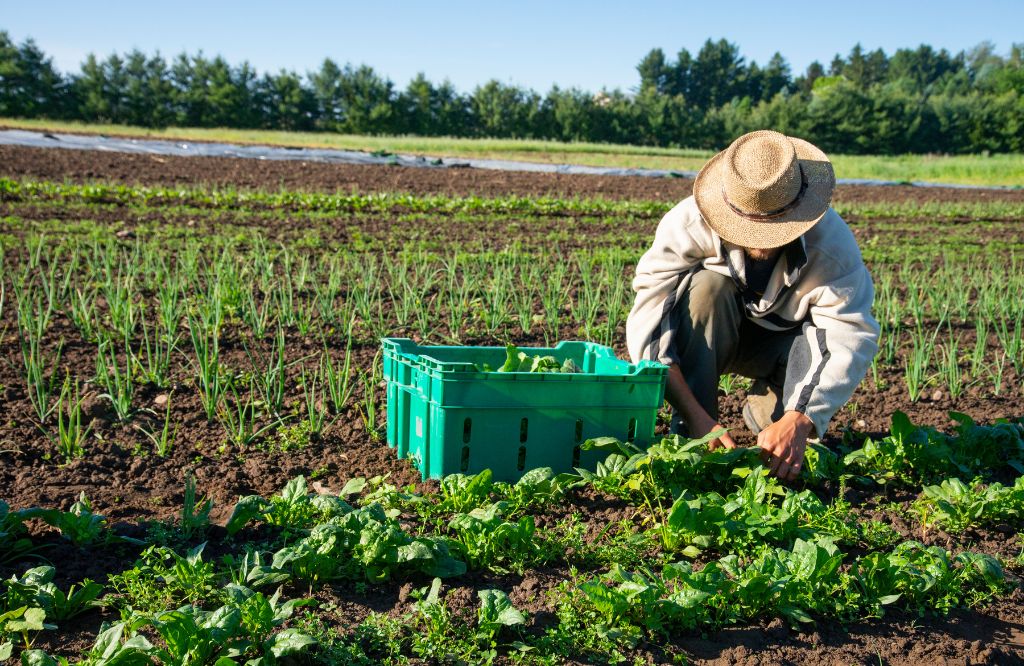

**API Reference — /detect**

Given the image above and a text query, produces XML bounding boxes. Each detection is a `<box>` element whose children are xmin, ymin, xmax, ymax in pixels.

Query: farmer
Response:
<box><xmin>626</xmin><ymin>130</ymin><xmax>879</xmax><ymax>481</ymax></box>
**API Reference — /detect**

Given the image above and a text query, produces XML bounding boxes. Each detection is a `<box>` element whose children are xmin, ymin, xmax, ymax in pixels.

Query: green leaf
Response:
<box><xmin>422</xmin><ymin>551</ymin><xmax>467</xmax><ymax>578</ymax></box>
<box><xmin>19</xmin><ymin>649</ymin><xmax>59</xmax><ymax>666</ymax></box>
<box><xmin>280</xmin><ymin>477</ymin><xmax>308</xmax><ymax>505</ymax></box>
<box><xmin>790</xmin><ymin>539</ymin><xmax>820</xmax><ymax>580</ymax></box>
<box><xmin>121</xmin><ymin>634</ymin><xmax>155</xmax><ymax>653</ymax></box>
<box><xmin>498</xmin><ymin>345</ymin><xmax>517</xmax><ymax>372</ymax></box>
<box><xmin>154</xmin><ymin>609</ymin><xmax>198</xmax><ymax>659</ymax></box>
<box><xmin>205</xmin><ymin>605</ymin><xmax>241</xmax><ymax>635</ymax></box>
<box><xmin>581</xmin><ymin>437</ymin><xmax>632</xmax><ymax>455</ymax></box>
<box><xmin>424</xmin><ymin>578</ymin><xmax>443</xmax><ymax>606</ymax></box>
<box><xmin>17</xmin><ymin>566</ymin><xmax>57</xmax><ymax>586</ymax></box>
<box><xmin>266</xmin><ymin>628</ymin><xmax>317</xmax><ymax>658</ymax></box>
<box><xmin>309</xmin><ymin>494</ymin><xmax>352</xmax><ymax>517</ymax></box>
<box><xmin>779</xmin><ymin>605</ymin><xmax>814</xmax><ymax>625</ymax></box>
<box><xmin>397</xmin><ymin>540</ymin><xmax>434</xmax><ymax>564</ymax></box>
<box><xmin>666</xmin><ymin>496</ymin><xmax>693</xmax><ymax>530</ymax></box>
<box><xmin>91</xmin><ymin>622</ymin><xmax>127</xmax><ymax>660</ymax></box>
<box><xmin>9</xmin><ymin>607</ymin><xmax>48</xmax><ymax>633</ymax></box>
<box><xmin>1</xmin><ymin>643</ymin><xmax>12</xmax><ymax>663</ymax></box>
<box><xmin>516</xmin><ymin>467</ymin><xmax>553</xmax><ymax>487</ymax></box>
<box><xmin>338</xmin><ymin>477</ymin><xmax>367</xmax><ymax>497</ymax></box>
<box><xmin>890</xmin><ymin>411</ymin><xmax>914</xmax><ymax>440</ymax></box>
<box><xmin>245</xmin><ymin>565</ymin><xmax>291</xmax><ymax>588</ymax></box>
<box><xmin>225</xmin><ymin>495</ymin><xmax>272</xmax><ymax>536</ymax></box>
<box><xmin>478</xmin><ymin>589</ymin><xmax>526</xmax><ymax>628</ymax></box>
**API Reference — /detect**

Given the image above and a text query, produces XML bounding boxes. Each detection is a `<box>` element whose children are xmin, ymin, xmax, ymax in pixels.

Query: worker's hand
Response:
<box><xmin>757</xmin><ymin>410</ymin><xmax>814</xmax><ymax>481</ymax></box>
<box><xmin>662</xmin><ymin>364</ymin><xmax>736</xmax><ymax>450</ymax></box>
<box><xmin>688</xmin><ymin>409</ymin><xmax>738</xmax><ymax>451</ymax></box>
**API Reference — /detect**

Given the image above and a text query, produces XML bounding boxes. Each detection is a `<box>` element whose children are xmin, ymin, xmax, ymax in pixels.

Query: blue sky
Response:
<box><xmin>3</xmin><ymin>1</ymin><xmax>1022</xmax><ymax>92</ymax></box>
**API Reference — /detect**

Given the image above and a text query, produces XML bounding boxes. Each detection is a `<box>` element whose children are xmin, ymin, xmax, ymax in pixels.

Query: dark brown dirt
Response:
<box><xmin>1</xmin><ymin>144</ymin><xmax>1023</xmax><ymax>666</ymax></box>
<box><xmin>4</xmin><ymin>143</ymin><xmax>1024</xmax><ymax>204</ymax></box>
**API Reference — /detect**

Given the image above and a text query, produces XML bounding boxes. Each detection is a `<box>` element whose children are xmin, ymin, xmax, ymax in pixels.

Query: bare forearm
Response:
<box><xmin>664</xmin><ymin>364</ymin><xmax>737</xmax><ymax>451</ymax></box>
<box><xmin>665</xmin><ymin>364</ymin><xmax>710</xmax><ymax>427</ymax></box>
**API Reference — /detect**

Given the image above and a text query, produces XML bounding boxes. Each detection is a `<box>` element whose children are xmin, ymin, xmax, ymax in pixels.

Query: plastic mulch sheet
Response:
<box><xmin>0</xmin><ymin>129</ymin><xmax>1010</xmax><ymax>189</ymax></box>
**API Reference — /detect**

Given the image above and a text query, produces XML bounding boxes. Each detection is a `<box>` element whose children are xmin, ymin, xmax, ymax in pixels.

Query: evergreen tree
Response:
<box><xmin>2</xmin><ymin>34</ymin><xmax>1023</xmax><ymax>155</ymax></box>
<box><xmin>689</xmin><ymin>39</ymin><xmax>747</xmax><ymax>110</ymax></box>
<box><xmin>0</xmin><ymin>32</ymin><xmax>66</xmax><ymax>118</ymax></box>
<box><xmin>637</xmin><ymin>48</ymin><xmax>668</xmax><ymax>93</ymax></box>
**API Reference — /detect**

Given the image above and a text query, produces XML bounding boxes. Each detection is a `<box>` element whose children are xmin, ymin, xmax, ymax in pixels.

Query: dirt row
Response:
<box><xmin>4</xmin><ymin>144</ymin><xmax>1024</xmax><ymax>204</ymax></box>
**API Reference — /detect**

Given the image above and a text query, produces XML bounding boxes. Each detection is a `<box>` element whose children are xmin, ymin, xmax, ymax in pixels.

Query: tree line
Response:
<box><xmin>1</xmin><ymin>31</ymin><xmax>1022</xmax><ymax>154</ymax></box>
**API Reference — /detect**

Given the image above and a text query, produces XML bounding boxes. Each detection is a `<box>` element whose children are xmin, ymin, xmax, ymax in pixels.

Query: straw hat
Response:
<box><xmin>693</xmin><ymin>130</ymin><xmax>836</xmax><ymax>250</ymax></box>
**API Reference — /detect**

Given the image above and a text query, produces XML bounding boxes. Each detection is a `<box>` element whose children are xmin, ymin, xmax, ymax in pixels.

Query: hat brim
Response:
<box><xmin>693</xmin><ymin>137</ymin><xmax>836</xmax><ymax>250</ymax></box>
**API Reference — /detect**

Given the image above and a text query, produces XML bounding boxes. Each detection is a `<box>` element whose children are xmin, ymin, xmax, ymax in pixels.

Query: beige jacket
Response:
<box><xmin>625</xmin><ymin>196</ymin><xmax>879</xmax><ymax>436</ymax></box>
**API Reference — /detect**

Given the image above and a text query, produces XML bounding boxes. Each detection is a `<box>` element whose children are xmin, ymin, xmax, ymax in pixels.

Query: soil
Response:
<box><xmin>1</xmin><ymin>144</ymin><xmax>1023</xmax><ymax>665</ymax></box>
<box><xmin>5</xmin><ymin>143</ymin><xmax>1024</xmax><ymax>205</ymax></box>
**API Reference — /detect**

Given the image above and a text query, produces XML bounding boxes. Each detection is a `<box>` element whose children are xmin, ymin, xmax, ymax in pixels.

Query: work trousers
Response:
<box><xmin>670</xmin><ymin>269</ymin><xmax>807</xmax><ymax>433</ymax></box>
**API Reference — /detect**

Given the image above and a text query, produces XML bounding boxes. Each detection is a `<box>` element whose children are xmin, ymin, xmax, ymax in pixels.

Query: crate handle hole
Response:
<box><xmin>463</xmin><ymin>418</ymin><xmax>472</xmax><ymax>443</ymax></box>
<box><xmin>627</xmin><ymin>418</ymin><xmax>637</xmax><ymax>442</ymax></box>
<box><xmin>517</xmin><ymin>445</ymin><xmax>527</xmax><ymax>471</ymax></box>
<box><xmin>572</xmin><ymin>445</ymin><xmax>581</xmax><ymax>468</ymax></box>
<box><xmin>460</xmin><ymin>445</ymin><xmax>470</xmax><ymax>472</ymax></box>
<box><xmin>574</xmin><ymin>418</ymin><xmax>584</xmax><ymax>443</ymax></box>
<box><xmin>520</xmin><ymin>417</ymin><xmax>529</xmax><ymax>443</ymax></box>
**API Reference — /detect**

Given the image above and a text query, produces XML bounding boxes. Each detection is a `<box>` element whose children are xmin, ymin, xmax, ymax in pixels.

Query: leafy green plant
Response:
<box><xmin>406</xmin><ymin>578</ymin><xmax>477</xmax><ymax>662</ymax></box>
<box><xmin>914</xmin><ymin>477</ymin><xmax>1024</xmax><ymax>532</ymax></box>
<box><xmin>0</xmin><ymin>606</ymin><xmax>54</xmax><ymax>655</ymax></box>
<box><xmin>438</xmin><ymin>469</ymin><xmax>495</xmax><ymax>514</ymax></box>
<box><xmin>131</xmin><ymin>315</ymin><xmax>176</xmax><ymax>388</ymax></box>
<box><xmin>493</xmin><ymin>467</ymin><xmax>573</xmax><ymax>515</ymax></box>
<box><xmin>476</xmin><ymin>588</ymin><xmax>526</xmax><ymax>644</ymax></box>
<box><xmin>61</xmin><ymin>620</ymin><xmax>152</xmax><ymax>666</ymax></box>
<box><xmin>225</xmin><ymin>476</ymin><xmax>351</xmax><ymax>537</ymax></box>
<box><xmin>226</xmin><ymin>585</ymin><xmax>317</xmax><ymax>652</ymax></box>
<box><xmin>1</xmin><ymin>502</ymin><xmax>40</xmax><ymax>565</ymax></box>
<box><xmin>266</xmin><ymin>503</ymin><xmax>465</xmax><ymax>585</ymax></box>
<box><xmin>854</xmin><ymin>541</ymin><xmax>1005</xmax><ymax>616</ymax></box>
<box><xmin>490</xmin><ymin>345</ymin><xmax>581</xmax><ymax>373</ymax></box>
<box><xmin>108</xmin><ymin>543</ymin><xmax>217</xmax><ymax>615</ymax></box>
<box><xmin>20</xmin><ymin>493</ymin><xmax>111</xmax><ymax>547</ymax></box>
<box><xmin>448</xmin><ymin>502</ymin><xmax>544</xmax><ymax>573</ymax></box>
<box><xmin>222</xmin><ymin>549</ymin><xmax>291</xmax><ymax>590</ymax></box>
<box><xmin>245</xmin><ymin>326</ymin><xmax>288</xmax><ymax>418</ymax></box>
<box><xmin>67</xmin><ymin>287</ymin><xmax>99</xmax><ymax>344</ymax></box>
<box><xmin>145</xmin><ymin>604</ymin><xmax>243</xmax><ymax>665</ymax></box>
<box><xmin>320</xmin><ymin>345</ymin><xmax>354</xmax><ymax>415</ymax></box>
<box><xmin>300</xmin><ymin>366</ymin><xmax>328</xmax><ymax>439</ymax></box>
<box><xmin>939</xmin><ymin>335</ymin><xmax>964</xmax><ymax>401</ymax></box>
<box><xmin>576</xmin><ymin>538</ymin><xmax>1005</xmax><ymax>638</ymax></box>
<box><xmin>844</xmin><ymin>411</ymin><xmax>1024</xmax><ymax>485</ymax></box>
<box><xmin>18</xmin><ymin>331</ymin><xmax>63</xmax><ymax>425</ymax></box>
<box><xmin>187</xmin><ymin>311</ymin><xmax>224</xmax><ymax>422</ymax></box>
<box><xmin>903</xmin><ymin>325</ymin><xmax>938</xmax><ymax>402</ymax></box>
<box><xmin>356</xmin><ymin>352</ymin><xmax>383</xmax><ymax>441</ymax></box>
<box><xmin>4</xmin><ymin>566</ymin><xmax>103</xmax><ymax>622</ymax></box>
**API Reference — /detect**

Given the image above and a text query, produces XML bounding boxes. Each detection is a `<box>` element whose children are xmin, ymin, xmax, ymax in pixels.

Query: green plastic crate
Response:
<box><xmin>382</xmin><ymin>338</ymin><xmax>667</xmax><ymax>481</ymax></box>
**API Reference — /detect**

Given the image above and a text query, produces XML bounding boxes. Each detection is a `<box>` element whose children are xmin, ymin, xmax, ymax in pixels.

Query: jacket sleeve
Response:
<box><xmin>782</xmin><ymin>263</ymin><xmax>880</xmax><ymax>436</ymax></box>
<box><xmin>625</xmin><ymin>201</ymin><xmax>709</xmax><ymax>365</ymax></box>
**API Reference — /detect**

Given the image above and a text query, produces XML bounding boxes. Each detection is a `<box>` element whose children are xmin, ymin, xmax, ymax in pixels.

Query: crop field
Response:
<box><xmin>1</xmin><ymin>144</ymin><xmax>1024</xmax><ymax>665</ymax></box>
<box><xmin>6</xmin><ymin>119</ymin><xmax>1024</xmax><ymax>187</ymax></box>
